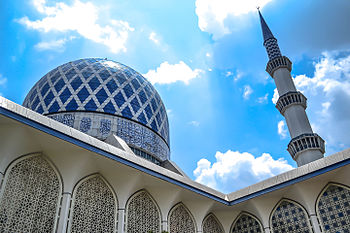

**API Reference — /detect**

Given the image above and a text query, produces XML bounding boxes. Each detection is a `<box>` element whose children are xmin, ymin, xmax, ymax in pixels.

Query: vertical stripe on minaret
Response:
<box><xmin>258</xmin><ymin>10</ymin><xmax>325</xmax><ymax>166</ymax></box>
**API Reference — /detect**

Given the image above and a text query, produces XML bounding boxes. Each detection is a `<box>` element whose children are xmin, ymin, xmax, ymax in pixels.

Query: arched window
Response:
<box><xmin>169</xmin><ymin>203</ymin><xmax>196</xmax><ymax>233</ymax></box>
<box><xmin>231</xmin><ymin>212</ymin><xmax>263</xmax><ymax>233</ymax></box>
<box><xmin>69</xmin><ymin>175</ymin><xmax>117</xmax><ymax>233</ymax></box>
<box><xmin>0</xmin><ymin>155</ymin><xmax>61</xmax><ymax>232</ymax></box>
<box><xmin>270</xmin><ymin>199</ymin><xmax>311</xmax><ymax>233</ymax></box>
<box><xmin>203</xmin><ymin>213</ymin><xmax>224</xmax><ymax>233</ymax></box>
<box><xmin>126</xmin><ymin>190</ymin><xmax>161</xmax><ymax>233</ymax></box>
<box><xmin>316</xmin><ymin>183</ymin><xmax>350</xmax><ymax>232</ymax></box>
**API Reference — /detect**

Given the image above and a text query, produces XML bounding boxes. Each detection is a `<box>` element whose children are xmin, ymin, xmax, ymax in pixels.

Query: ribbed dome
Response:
<box><xmin>23</xmin><ymin>58</ymin><xmax>169</xmax><ymax>146</ymax></box>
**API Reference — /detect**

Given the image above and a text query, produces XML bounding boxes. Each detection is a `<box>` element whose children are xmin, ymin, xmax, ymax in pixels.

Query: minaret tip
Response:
<box><xmin>258</xmin><ymin>10</ymin><xmax>275</xmax><ymax>43</ymax></box>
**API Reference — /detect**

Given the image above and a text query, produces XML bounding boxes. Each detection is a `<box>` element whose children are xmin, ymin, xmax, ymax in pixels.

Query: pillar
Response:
<box><xmin>118</xmin><ymin>208</ymin><xmax>125</xmax><ymax>233</ymax></box>
<box><xmin>56</xmin><ymin>192</ymin><xmax>71</xmax><ymax>233</ymax></box>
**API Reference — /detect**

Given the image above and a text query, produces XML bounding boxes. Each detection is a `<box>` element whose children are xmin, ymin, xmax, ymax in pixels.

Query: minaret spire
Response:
<box><xmin>258</xmin><ymin>10</ymin><xmax>282</xmax><ymax>60</ymax></box>
<box><xmin>258</xmin><ymin>10</ymin><xmax>325</xmax><ymax>167</ymax></box>
<box><xmin>258</xmin><ymin>9</ymin><xmax>275</xmax><ymax>42</ymax></box>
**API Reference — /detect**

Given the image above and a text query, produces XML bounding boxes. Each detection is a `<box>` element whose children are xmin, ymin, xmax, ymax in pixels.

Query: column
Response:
<box><xmin>310</xmin><ymin>214</ymin><xmax>322</xmax><ymax>233</ymax></box>
<box><xmin>56</xmin><ymin>192</ymin><xmax>72</xmax><ymax>233</ymax></box>
<box><xmin>264</xmin><ymin>226</ymin><xmax>271</xmax><ymax>233</ymax></box>
<box><xmin>117</xmin><ymin>208</ymin><xmax>125</xmax><ymax>233</ymax></box>
<box><xmin>161</xmin><ymin>220</ymin><xmax>168</xmax><ymax>232</ymax></box>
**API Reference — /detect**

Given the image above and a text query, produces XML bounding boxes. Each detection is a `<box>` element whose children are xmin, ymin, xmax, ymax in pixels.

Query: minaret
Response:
<box><xmin>258</xmin><ymin>10</ymin><xmax>325</xmax><ymax>166</ymax></box>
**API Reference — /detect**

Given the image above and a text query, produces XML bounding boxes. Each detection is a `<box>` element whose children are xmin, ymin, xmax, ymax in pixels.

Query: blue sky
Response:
<box><xmin>1</xmin><ymin>0</ymin><xmax>350</xmax><ymax>193</ymax></box>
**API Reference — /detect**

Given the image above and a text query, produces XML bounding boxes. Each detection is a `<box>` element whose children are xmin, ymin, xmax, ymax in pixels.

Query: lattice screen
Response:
<box><xmin>70</xmin><ymin>176</ymin><xmax>116</xmax><ymax>233</ymax></box>
<box><xmin>317</xmin><ymin>184</ymin><xmax>350</xmax><ymax>232</ymax></box>
<box><xmin>0</xmin><ymin>155</ymin><xmax>61</xmax><ymax>233</ymax></box>
<box><xmin>126</xmin><ymin>191</ymin><xmax>161</xmax><ymax>233</ymax></box>
<box><xmin>271</xmin><ymin>200</ymin><xmax>311</xmax><ymax>233</ymax></box>
<box><xmin>203</xmin><ymin>214</ymin><xmax>223</xmax><ymax>233</ymax></box>
<box><xmin>169</xmin><ymin>204</ymin><xmax>196</xmax><ymax>233</ymax></box>
<box><xmin>231</xmin><ymin>213</ymin><xmax>262</xmax><ymax>233</ymax></box>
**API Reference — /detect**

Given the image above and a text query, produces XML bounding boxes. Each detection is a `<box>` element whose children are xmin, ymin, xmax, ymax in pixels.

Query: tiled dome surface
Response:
<box><xmin>23</xmin><ymin>58</ymin><xmax>169</xmax><ymax>145</ymax></box>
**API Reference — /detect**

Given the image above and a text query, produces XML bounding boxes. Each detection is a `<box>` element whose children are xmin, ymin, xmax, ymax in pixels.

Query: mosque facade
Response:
<box><xmin>0</xmin><ymin>11</ymin><xmax>349</xmax><ymax>233</ymax></box>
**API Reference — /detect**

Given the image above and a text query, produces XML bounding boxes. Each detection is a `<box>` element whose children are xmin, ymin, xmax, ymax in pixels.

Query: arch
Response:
<box><xmin>0</xmin><ymin>153</ymin><xmax>62</xmax><ymax>232</ymax></box>
<box><xmin>69</xmin><ymin>174</ymin><xmax>118</xmax><ymax>233</ymax></box>
<box><xmin>125</xmin><ymin>189</ymin><xmax>162</xmax><ymax>233</ymax></box>
<box><xmin>270</xmin><ymin>198</ymin><xmax>312</xmax><ymax>233</ymax></box>
<box><xmin>316</xmin><ymin>182</ymin><xmax>350</xmax><ymax>232</ymax></box>
<box><xmin>230</xmin><ymin>211</ymin><xmax>263</xmax><ymax>233</ymax></box>
<box><xmin>168</xmin><ymin>202</ymin><xmax>197</xmax><ymax>233</ymax></box>
<box><xmin>202</xmin><ymin>213</ymin><xmax>224</xmax><ymax>233</ymax></box>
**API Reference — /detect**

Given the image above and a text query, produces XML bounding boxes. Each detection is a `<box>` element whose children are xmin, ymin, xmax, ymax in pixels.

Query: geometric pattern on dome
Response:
<box><xmin>169</xmin><ymin>203</ymin><xmax>196</xmax><ymax>233</ymax></box>
<box><xmin>203</xmin><ymin>214</ymin><xmax>224</xmax><ymax>233</ymax></box>
<box><xmin>0</xmin><ymin>155</ymin><xmax>61</xmax><ymax>233</ymax></box>
<box><xmin>23</xmin><ymin>58</ymin><xmax>169</xmax><ymax>145</ymax></box>
<box><xmin>271</xmin><ymin>200</ymin><xmax>311</xmax><ymax>233</ymax></box>
<box><xmin>126</xmin><ymin>191</ymin><xmax>160</xmax><ymax>233</ymax></box>
<box><xmin>70</xmin><ymin>175</ymin><xmax>116</xmax><ymax>233</ymax></box>
<box><xmin>317</xmin><ymin>184</ymin><xmax>350</xmax><ymax>232</ymax></box>
<box><xmin>231</xmin><ymin>213</ymin><xmax>262</xmax><ymax>233</ymax></box>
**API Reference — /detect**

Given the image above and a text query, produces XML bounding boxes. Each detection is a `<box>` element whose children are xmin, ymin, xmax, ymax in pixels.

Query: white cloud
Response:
<box><xmin>226</xmin><ymin>71</ymin><xmax>233</xmax><ymax>77</ymax></box>
<box><xmin>0</xmin><ymin>74</ymin><xmax>7</xmax><ymax>86</ymax></box>
<box><xmin>226</xmin><ymin>70</ymin><xmax>244</xmax><ymax>81</ymax></box>
<box><xmin>234</xmin><ymin>70</ymin><xmax>244</xmax><ymax>81</ymax></box>
<box><xmin>143</xmin><ymin>61</ymin><xmax>203</xmax><ymax>85</ymax></box>
<box><xmin>18</xmin><ymin>0</ymin><xmax>134</xmax><ymax>53</ymax></box>
<box><xmin>193</xmin><ymin>150</ymin><xmax>293</xmax><ymax>193</ymax></box>
<box><xmin>291</xmin><ymin>51</ymin><xmax>350</xmax><ymax>153</ymax></box>
<box><xmin>257</xmin><ymin>93</ymin><xmax>268</xmax><ymax>104</ymax></box>
<box><xmin>243</xmin><ymin>85</ymin><xmax>253</xmax><ymax>100</ymax></box>
<box><xmin>188</xmin><ymin>121</ymin><xmax>200</xmax><ymax>127</ymax></box>
<box><xmin>195</xmin><ymin>0</ymin><xmax>273</xmax><ymax>38</ymax></box>
<box><xmin>35</xmin><ymin>36</ymin><xmax>75</xmax><ymax>51</ymax></box>
<box><xmin>272</xmin><ymin>88</ymin><xmax>279</xmax><ymax>104</ymax></box>
<box><xmin>277</xmin><ymin>120</ymin><xmax>288</xmax><ymax>139</ymax></box>
<box><xmin>149</xmin><ymin>32</ymin><xmax>160</xmax><ymax>45</ymax></box>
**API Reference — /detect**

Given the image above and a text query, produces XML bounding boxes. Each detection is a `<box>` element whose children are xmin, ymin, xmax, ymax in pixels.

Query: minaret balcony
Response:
<box><xmin>266</xmin><ymin>56</ymin><xmax>292</xmax><ymax>77</ymax></box>
<box><xmin>276</xmin><ymin>91</ymin><xmax>307</xmax><ymax>115</ymax></box>
<box><xmin>287</xmin><ymin>133</ymin><xmax>325</xmax><ymax>161</ymax></box>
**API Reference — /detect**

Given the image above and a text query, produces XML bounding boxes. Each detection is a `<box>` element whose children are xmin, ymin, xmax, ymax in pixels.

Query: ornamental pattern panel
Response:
<box><xmin>169</xmin><ymin>204</ymin><xmax>196</xmax><ymax>233</ymax></box>
<box><xmin>264</xmin><ymin>38</ymin><xmax>282</xmax><ymax>60</ymax></box>
<box><xmin>232</xmin><ymin>214</ymin><xmax>262</xmax><ymax>233</ymax></box>
<box><xmin>203</xmin><ymin>214</ymin><xmax>224</xmax><ymax>233</ymax></box>
<box><xmin>22</xmin><ymin>58</ymin><xmax>170</xmax><ymax>145</ymax></box>
<box><xmin>0</xmin><ymin>156</ymin><xmax>61</xmax><ymax>233</ymax></box>
<box><xmin>70</xmin><ymin>176</ymin><xmax>116</xmax><ymax>233</ymax></box>
<box><xmin>126</xmin><ymin>191</ymin><xmax>160</xmax><ymax>233</ymax></box>
<box><xmin>317</xmin><ymin>184</ymin><xmax>350</xmax><ymax>232</ymax></box>
<box><xmin>271</xmin><ymin>200</ymin><xmax>311</xmax><ymax>233</ymax></box>
<box><xmin>47</xmin><ymin>112</ymin><xmax>170</xmax><ymax>161</ymax></box>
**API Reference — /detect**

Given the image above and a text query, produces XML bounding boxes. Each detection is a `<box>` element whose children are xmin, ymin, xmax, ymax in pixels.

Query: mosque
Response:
<box><xmin>0</xmin><ymin>11</ymin><xmax>349</xmax><ymax>233</ymax></box>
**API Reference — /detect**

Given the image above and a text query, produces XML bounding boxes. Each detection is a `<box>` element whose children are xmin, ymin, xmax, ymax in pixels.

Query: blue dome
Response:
<box><xmin>23</xmin><ymin>58</ymin><xmax>169</xmax><ymax>146</ymax></box>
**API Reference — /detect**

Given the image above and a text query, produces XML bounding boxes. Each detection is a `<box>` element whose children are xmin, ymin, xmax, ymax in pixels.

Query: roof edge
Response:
<box><xmin>1</xmin><ymin>96</ymin><xmax>349</xmax><ymax>206</ymax></box>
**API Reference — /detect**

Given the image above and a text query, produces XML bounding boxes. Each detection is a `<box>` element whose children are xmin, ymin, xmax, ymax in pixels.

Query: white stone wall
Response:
<box><xmin>0</xmin><ymin>151</ymin><xmax>349</xmax><ymax>233</ymax></box>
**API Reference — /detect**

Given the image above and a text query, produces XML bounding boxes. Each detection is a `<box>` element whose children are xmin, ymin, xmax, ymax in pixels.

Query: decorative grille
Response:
<box><xmin>271</xmin><ymin>200</ymin><xmax>311</xmax><ymax>233</ymax></box>
<box><xmin>317</xmin><ymin>184</ymin><xmax>350</xmax><ymax>232</ymax></box>
<box><xmin>126</xmin><ymin>191</ymin><xmax>160</xmax><ymax>233</ymax></box>
<box><xmin>0</xmin><ymin>155</ymin><xmax>61</xmax><ymax>233</ymax></box>
<box><xmin>70</xmin><ymin>176</ymin><xmax>116</xmax><ymax>233</ymax></box>
<box><xmin>169</xmin><ymin>204</ymin><xmax>196</xmax><ymax>233</ymax></box>
<box><xmin>203</xmin><ymin>214</ymin><xmax>224</xmax><ymax>233</ymax></box>
<box><xmin>232</xmin><ymin>213</ymin><xmax>262</xmax><ymax>233</ymax></box>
